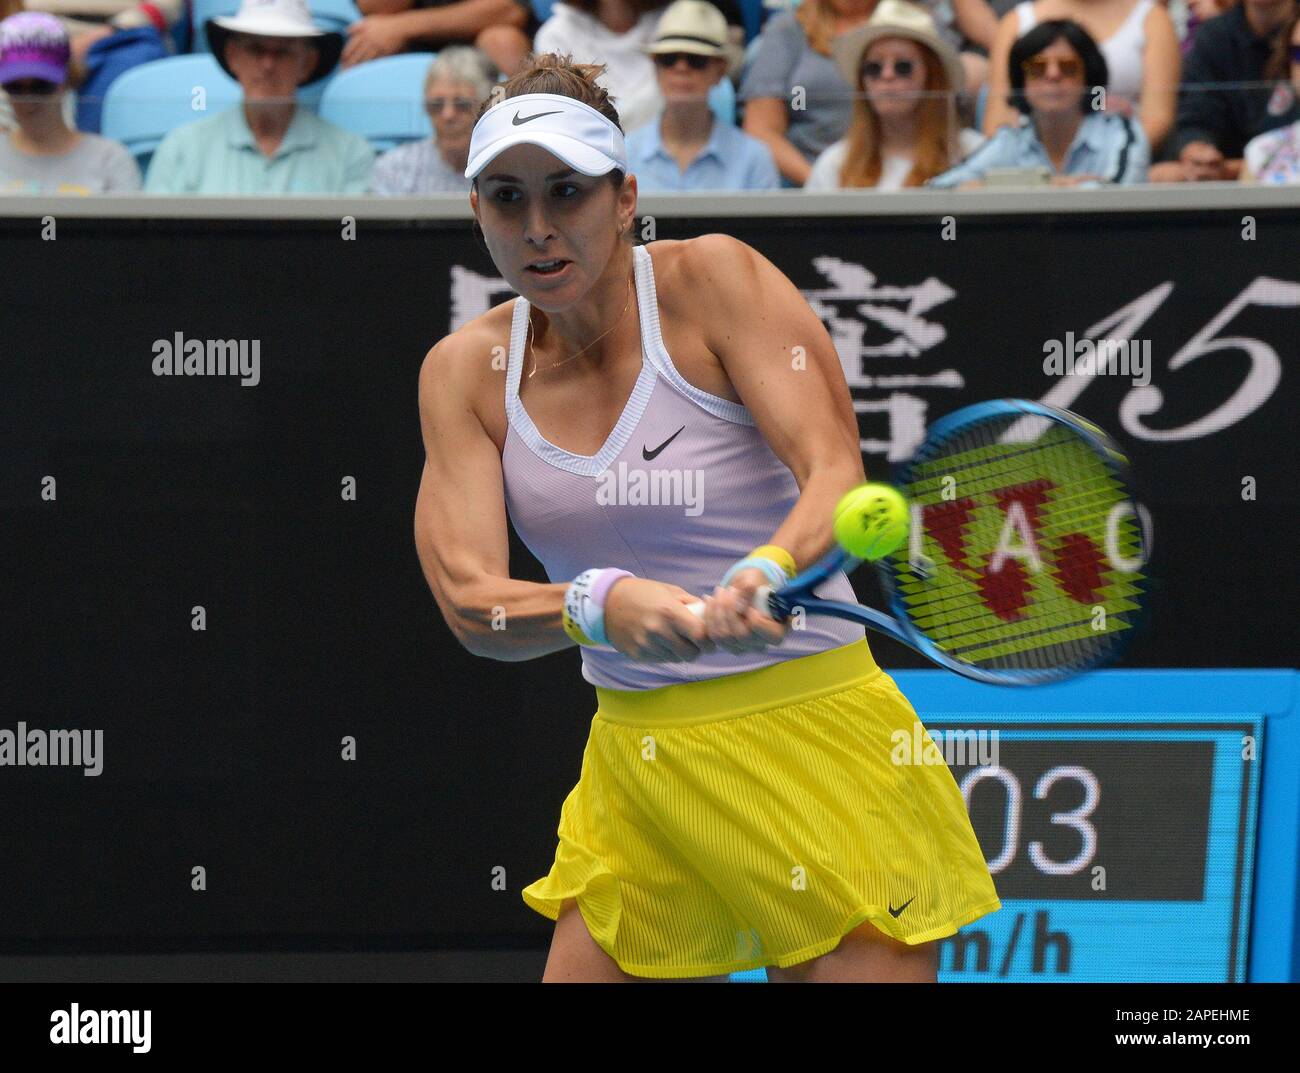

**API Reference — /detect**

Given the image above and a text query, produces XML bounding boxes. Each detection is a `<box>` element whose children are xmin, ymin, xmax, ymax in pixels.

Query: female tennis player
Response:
<box><xmin>414</xmin><ymin>52</ymin><xmax>1000</xmax><ymax>982</ymax></box>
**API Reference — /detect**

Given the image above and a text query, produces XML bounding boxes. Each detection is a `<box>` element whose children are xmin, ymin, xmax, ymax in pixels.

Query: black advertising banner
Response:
<box><xmin>0</xmin><ymin>207</ymin><xmax>1293</xmax><ymax>949</ymax></box>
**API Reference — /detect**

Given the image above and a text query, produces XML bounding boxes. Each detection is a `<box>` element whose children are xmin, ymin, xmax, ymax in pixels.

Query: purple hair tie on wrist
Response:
<box><xmin>590</xmin><ymin>568</ymin><xmax>634</xmax><ymax>609</ymax></box>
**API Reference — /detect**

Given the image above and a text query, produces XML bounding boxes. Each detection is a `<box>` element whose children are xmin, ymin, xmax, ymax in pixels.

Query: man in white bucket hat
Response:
<box><xmin>145</xmin><ymin>0</ymin><xmax>373</xmax><ymax>194</ymax></box>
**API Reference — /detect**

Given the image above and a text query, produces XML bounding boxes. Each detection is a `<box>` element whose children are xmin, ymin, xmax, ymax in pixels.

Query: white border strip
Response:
<box><xmin>1</xmin><ymin>183</ymin><xmax>1298</xmax><ymax>220</ymax></box>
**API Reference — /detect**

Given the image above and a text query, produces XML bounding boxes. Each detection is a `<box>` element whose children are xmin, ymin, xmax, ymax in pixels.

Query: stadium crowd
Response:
<box><xmin>0</xmin><ymin>0</ymin><xmax>1297</xmax><ymax>194</ymax></box>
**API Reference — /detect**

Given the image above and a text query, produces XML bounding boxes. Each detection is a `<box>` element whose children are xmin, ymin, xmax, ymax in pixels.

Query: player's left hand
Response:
<box><xmin>701</xmin><ymin>567</ymin><xmax>788</xmax><ymax>655</ymax></box>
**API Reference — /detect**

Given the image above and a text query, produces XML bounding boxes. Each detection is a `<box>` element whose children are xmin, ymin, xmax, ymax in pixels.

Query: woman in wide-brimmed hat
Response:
<box><xmin>805</xmin><ymin>0</ymin><xmax>983</xmax><ymax>189</ymax></box>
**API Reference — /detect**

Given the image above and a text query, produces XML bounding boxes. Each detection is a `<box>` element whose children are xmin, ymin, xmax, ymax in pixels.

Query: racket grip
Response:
<box><xmin>685</xmin><ymin>585</ymin><xmax>775</xmax><ymax>618</ymax></box>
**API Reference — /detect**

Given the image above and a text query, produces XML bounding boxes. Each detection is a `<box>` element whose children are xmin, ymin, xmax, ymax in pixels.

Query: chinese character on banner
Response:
<box><xmin>802</xmin><ymin>256</ymin><xmax>965</xmax><ymax>462</ymax></box>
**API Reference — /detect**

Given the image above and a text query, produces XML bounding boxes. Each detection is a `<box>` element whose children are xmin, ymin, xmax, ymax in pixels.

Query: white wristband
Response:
<box><xmin>564</xmin><ymin>569</ymin><xmax>605</xmax><ymax>644</ymax></box>
<box><xmin>564</xmin><ymin>568</ymin><xmax>634</xmax><ymax>646</ymax></box>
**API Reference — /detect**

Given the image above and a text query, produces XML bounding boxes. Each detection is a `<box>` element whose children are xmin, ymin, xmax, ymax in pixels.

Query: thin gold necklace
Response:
<box><xmin>527</xmin><ymin>272</ymin><xmax>633</xmax><ymax>378</ymax></box>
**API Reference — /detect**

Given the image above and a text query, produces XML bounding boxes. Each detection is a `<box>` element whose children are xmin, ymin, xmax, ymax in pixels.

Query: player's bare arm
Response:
<box><xmin>678</xmin><ymin>233</ymin><xmax>867</xmax><ymax>568</ymax></box>
<box><xmin>413</xmin><ymin>329</ymin><xmax>575</xmax><ymax>661</ymax></box>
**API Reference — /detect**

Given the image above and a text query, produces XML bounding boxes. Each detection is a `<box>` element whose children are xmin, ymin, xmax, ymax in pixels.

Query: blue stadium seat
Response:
<box><xmin>102</xmin><ymin>53</ymin><xmax>240</xmax><ymax>170</ymax></box>
<box><xmin>319</xmin><ymin>52</ymin><xmax>437</xmax><ymax>152</ymax></box>
<box><xmin>191</xmin><ymin>0</ymin><xmax>362</xmax><ymax>54</ymax></box>
<box><xmin>190</xmin><ymin>0</ymin><xmax>233</xmax><ymax>51</ymax></box>
<box><xmin>101</xmin><ymin>53</ymin><xmax>332</xmax><ymax>172</ymax></box>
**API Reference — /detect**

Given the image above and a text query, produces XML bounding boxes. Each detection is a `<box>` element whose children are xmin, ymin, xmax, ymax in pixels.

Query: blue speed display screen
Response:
<box><xmin>929</xmin><ymin>715</ymin><xmax>1262</xmax><ymax>982</ymax></box>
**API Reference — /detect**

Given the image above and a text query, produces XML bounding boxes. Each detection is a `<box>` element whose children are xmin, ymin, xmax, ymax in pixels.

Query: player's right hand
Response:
<box><xmin>603</xmin><ymin>578</ymin><xmax>717</xmax><ymax>663</ymax></box>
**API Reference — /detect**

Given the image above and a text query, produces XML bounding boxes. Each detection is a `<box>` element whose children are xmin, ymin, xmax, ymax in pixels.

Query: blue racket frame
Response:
<box><xmin>762</xmin><ymin>399</ymin><xmax>1146</xmax><ymax>687</ymax></box>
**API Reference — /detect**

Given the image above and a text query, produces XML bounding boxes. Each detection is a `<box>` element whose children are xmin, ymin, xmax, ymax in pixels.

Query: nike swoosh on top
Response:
<box><xmin>642</xmin><ymin>425</ymin><xmax>686</xmax><ymax>461</ymax></box>
<box><xmin>888</xmin><ymin>897</ymin><xmax>915</xmax><ymax>918</ymax></box>
<box><xmin>513</xmin><ymin>110</ymin><xmax>563</xmax><ymax>125</ymax></box>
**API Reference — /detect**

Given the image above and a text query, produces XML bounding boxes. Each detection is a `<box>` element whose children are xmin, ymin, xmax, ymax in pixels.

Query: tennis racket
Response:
<box><xmin>688</xmin><ymin>399</ymin><xmax>1151</xmax><ymax>685</ymax></box>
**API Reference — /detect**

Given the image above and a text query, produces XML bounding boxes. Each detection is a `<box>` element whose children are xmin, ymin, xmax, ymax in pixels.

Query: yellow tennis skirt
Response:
<box><xmin>521</xmin><ymin>638</ymin><xmax>1002</xmax><ymax>979</ymax></box>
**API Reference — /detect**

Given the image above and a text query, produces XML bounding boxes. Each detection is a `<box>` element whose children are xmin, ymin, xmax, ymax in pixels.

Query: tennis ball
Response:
<box><xmin>833</xmin><ymin>483</ymin><xmax>910</xmax><ymax>561</ymax></box>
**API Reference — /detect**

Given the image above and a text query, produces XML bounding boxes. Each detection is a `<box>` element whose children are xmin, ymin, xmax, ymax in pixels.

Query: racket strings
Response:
<box><xmin>885</xmin><ymin>413</ymin><xmax>1146</xmax><ymax>676</ymax></box>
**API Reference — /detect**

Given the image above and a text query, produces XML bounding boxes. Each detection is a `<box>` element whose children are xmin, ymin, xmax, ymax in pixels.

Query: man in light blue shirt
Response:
<box><xmin>146</xmin><ymin>0</ymin><xmax>373</xmax><ymax>195</ymax></box>
<box><xmin>929</xmin><ymin>18</ymin><xmax>1148</xmax><ymax>188</ymax></box>
<box><xmin>626</xmin><ymin>0</ymin><xmax>779</xmax><ymax>192</ymax></box>
<box><xmin>628</xmin><ymin>108</ymin><xmax>781</xmax><ymax>192</ymax></box>
<box><xmin>147</xmin><ymin>105</ymin><xmax>374</xmax><ymax>194</ymax></box>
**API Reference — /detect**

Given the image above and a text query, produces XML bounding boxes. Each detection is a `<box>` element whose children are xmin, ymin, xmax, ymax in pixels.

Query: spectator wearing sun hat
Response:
<box><xmin>625</xmin><ymin>1</ymin><xmax>778</xmax><ymax>190</ymax></box>
<box><xmin>0</xmin><ymin>1</ymin><xmax>184</xmax><ymax>135</ymax></box>
<box><xmin>145</xmin><ymin>0</ymin><xmax>374</xmax><ymax>194</ymax></box>
<box><xmin>0</xmin><ymin>11</ymin><xmax>141</xmax><ymax>194</ymax></box>
<box><xmin>805</xmin><ymin>0</ymin><xmax>984</xmax><ymax>190</ymax></box>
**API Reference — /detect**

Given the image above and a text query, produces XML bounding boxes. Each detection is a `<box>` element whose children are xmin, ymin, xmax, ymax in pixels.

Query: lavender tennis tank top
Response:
<box><xmin>501</xmin><ymin>242</ymin><xmax>866</xmax><ymax>690</ymax></box>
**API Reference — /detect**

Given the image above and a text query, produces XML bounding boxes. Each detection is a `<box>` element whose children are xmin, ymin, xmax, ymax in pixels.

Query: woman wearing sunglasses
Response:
<box><xmin>625</xmin><ymin>0</ymin><xmax>777</xmax><ymax>190</ymax></box>
<box><xmin>0</xmin><ymin>12</ymin><xmax>139</xmax><ymax>195</ymax></box>
<box><xmin>981</xmin><ymin>0</ymin><xmax>1179</xmax><ymax>155</ymax></box>
<box><xmin>1241</xmin><ymin>6</ymin><xmax>1300</xmax><ymax>181</ymax></box>
<box><xmin>369</xmin><ymin>46</ymin><xmax>494</xmax><ymax>196</ymax></box>
<box><xmin>805</xmin><ymin>1</ymin><xmax>984</xmax><ymax>190</ymax></box>
<box><xmin>928</xmin><ymin>17</ymin><xmax>1148</xmax><ymax>187</ymax></box>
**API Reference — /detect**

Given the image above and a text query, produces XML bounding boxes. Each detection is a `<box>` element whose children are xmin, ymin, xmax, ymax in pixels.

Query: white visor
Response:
<box><xmin>464</xmin><ymin>92</ymin><xmax>628</xmax><ymax>180</ymax></box>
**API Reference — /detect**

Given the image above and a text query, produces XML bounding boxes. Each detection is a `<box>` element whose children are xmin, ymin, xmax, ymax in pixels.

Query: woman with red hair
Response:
<box><xmin>804</xmin><ymin>0</ymin><xmax>983</xmax><ymax>189</ymax></box>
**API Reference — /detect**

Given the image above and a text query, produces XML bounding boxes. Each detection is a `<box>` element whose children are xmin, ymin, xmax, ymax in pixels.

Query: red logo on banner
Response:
<box><xmin>919</xmin><ymin>481</ymin><xmax>1108</xmax><ymax>620</ymax></box>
